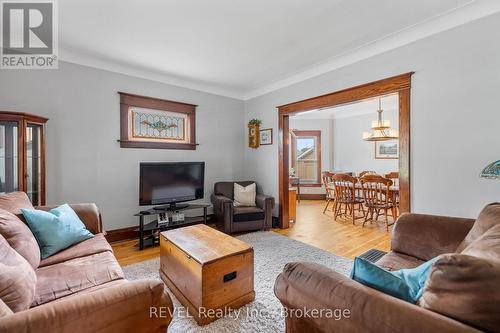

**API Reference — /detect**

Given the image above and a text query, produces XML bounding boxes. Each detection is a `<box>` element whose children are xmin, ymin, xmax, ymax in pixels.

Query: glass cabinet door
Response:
<box><xmin>26</xmin><ymin>123</ymin><xmax>43</xmax><ymax>206</ymax></box>
<box><xmin>0</xmin><ymin>122</ymin><xmax>19</xmax><ymax>195</ymax></box>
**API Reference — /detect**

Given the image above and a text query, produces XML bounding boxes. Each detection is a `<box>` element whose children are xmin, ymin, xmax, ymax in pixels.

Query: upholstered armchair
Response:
<box><xmin>211</xmin><ymin>181</ymin><xmax>275</xmax><ymax>234</ymax></box>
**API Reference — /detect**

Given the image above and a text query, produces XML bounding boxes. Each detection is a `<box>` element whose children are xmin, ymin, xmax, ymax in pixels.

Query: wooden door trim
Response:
<box><xmin>277</xmin><ymin>72</ymin><xmax>413</xmax><ymax>228</ymax></box>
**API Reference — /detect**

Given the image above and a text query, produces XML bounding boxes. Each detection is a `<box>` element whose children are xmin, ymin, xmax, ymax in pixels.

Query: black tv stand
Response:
<box><xmin>135</xmin><ymin>203</ymin><xmax>210</xmax><ymax>250</ymax></box>
<box><xmin>153</xmin><ymin>203</ymin><xmax>189</xmax><ymax>211</ymax></box>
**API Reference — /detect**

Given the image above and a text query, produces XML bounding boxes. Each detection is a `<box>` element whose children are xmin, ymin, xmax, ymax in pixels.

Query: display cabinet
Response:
<box><xmin>0</xmin><ymin>112</ymin><xmax>48</xmax><ymax>205</ymax></box>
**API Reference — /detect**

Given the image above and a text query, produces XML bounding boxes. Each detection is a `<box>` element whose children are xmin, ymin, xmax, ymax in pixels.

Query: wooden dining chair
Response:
<box><xmin>321</xmin><ymin>171</ymin><xmax>335</xmax><ymax>213</ymax></box>
<box><xmin>360</xmin><ymin>174</ymin><xmax>396</xmax><ymax>232</ymax></box>
<box><xmin>359</xmin><ymin>170</ymin><xmax>377</xmax><ymax>178</ymax></box>
<box><xmin>384</xmin><ymin>171</ymin><xmax>400</xmax><ymax>218</ymax></box>
<box><xmin>331</xmin><ymin>174</ymin><xmax>365</xmax><ymax>225</ymax></box>
<box><xmin>384</xmin><ymin>172</ymin><xmax>399</xmax><ymax>186</ymax></box>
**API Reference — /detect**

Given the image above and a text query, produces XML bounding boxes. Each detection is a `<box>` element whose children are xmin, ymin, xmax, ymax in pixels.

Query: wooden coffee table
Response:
<box><xmin>160</xmin><ymin>224</ymin><xmax>255</xmax><ymax>325</ymax></box>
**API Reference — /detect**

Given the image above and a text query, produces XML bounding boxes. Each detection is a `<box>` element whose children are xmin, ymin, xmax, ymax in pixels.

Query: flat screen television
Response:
<box><xmin>139</xmin><ymin>162</ymin><xmax>205</xmax><ymax>209</ymax></box>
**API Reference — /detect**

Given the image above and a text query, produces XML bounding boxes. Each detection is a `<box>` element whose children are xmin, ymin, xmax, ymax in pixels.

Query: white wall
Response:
<box><xmin>244</xmin><ymin>12</ymin><xmax>500</xmax><ymax>218</ymax></box>
<box><xmin>0</xmin><ymin>62</ymin><xmax>245</xmax><ymax>230</ymax></box>
<box><xmin>332</xmin><ymin>109</ymin><xmax>398</xmax><ymax>175</ymax></box>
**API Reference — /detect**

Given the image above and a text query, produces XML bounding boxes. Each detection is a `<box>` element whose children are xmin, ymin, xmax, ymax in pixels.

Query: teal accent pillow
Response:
<box><xmin>350</xmin><ymin>256</ymin><xmax>438</xmax><ymax>303</ymax></box>
<box><xmin>21</xmin><ymin>204</ymin><xmax>94</xmax><ymax>259</ymax></box>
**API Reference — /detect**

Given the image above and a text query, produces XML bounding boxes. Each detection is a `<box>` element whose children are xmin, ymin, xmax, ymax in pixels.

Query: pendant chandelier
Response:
<box><xmin>362</xmin><ymin>97</ymin><xmax>398</xmax><ymax>141</ymax></box>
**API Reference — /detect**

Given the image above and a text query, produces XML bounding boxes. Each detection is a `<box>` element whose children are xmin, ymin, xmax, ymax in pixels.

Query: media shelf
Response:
<box><xmin>135</xmin><ymin>203</ymin><xmax>210</xmax><ymax>250</ymax></box>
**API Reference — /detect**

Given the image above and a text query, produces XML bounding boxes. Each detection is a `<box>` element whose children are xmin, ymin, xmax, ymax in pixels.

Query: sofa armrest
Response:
<box><xmin>256</xmin><ymin>194</ymin><xmax>274</xmax><ymax>230</ymax></box>
<box><xmin>36</xmin><ymin>203</ymin><xmax>102</xmax><ymax>234</ymax></box>
<box><xmin>0</xmin><ymin>279</ymin><xmax>173</xmax><ymax>333</ymax></box>
<box><xmin>274</xmin><ymin>262</ymin><xmax>480</xmax><ymax>333</ymax></box>
<box><xmin>392</xmin><ymin>213</ymin><xmax>475</xmax><ymax>261</ymax></box>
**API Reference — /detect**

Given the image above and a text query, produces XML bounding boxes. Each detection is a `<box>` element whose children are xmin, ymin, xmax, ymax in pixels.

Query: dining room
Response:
<box><xmin>280</xmin><ymin>93</ymin><xmax>401</xmax><ymax>256</ymax></box>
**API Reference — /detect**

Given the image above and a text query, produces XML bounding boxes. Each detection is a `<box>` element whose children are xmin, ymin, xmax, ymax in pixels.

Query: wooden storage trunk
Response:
<box><xmin>160</xmin><ymin>224</ymin><xmax>255</xmax><ymax>325</ymax></box>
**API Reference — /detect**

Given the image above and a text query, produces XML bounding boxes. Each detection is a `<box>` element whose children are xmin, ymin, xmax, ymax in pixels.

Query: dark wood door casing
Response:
<box><xmin>277</xmin><ymin>72</ymin><xmax>413</xmax><ymax>228</ymax></box>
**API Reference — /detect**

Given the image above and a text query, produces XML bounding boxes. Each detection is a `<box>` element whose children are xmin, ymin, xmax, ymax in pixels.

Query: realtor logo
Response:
<box><xmin>1</xmin><ymin>0</ymin><xmax>58</xmax><ymax>69</ymax></box>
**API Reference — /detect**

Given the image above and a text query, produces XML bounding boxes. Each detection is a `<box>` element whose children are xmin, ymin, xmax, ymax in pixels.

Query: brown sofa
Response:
<box><xmin>211</xmin><ymin>181</ymin><xmax>275</xmax><ymax>234</ymax></box>
<box><xmin>275</xmin><ymin>203</ymin><xmax>500</xmax><ymax>333</ymax></box>
<box><xmin>0</xmin><ymin>192</ymin><xmax>173</xmax><ymax>333</ymax></box>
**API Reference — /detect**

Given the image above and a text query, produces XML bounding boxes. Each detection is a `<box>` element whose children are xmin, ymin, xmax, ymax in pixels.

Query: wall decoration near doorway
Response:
<box><xmin>118</xmin><ymin>92</ymin><xmax>197</xmax><ymax>150</ymax></box>
<box><xmin>248</xmin><ymin>119</ymin><xmax>261</xmax><ymax>148</ymax></box>
<box><xmin>259</xmin><ymin>128</ymin><xmax>273</xmax><ymax>145</ymax></box>
<box><xmin>375</xmin><ymin>140</ymin><xmax>399</xmax><ymax>159</ymax></box>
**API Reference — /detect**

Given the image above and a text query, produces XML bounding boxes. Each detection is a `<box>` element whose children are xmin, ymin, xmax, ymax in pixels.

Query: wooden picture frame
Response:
<box><xmin>375</xmin><ymin>141</ymin><xmax>399</xmax><ymax>159</ymax></box>
<box><xmin>118</xmin><ymin>92</ymin><xmax>197</xmax><ymax>150</ymax></box>
<box><xmin>259</xmin><ymin>128</ymin><xmax>273</xmax><ymax>145</ymax></box>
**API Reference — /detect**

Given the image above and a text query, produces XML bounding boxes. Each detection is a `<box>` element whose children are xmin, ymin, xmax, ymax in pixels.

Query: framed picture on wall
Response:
<box><xmin>375</xmin><ymin>141</ymin><xmax>399</xmax><ymax>159</ymax></box>
<box><xmin>259</xmin><ymin>128</ymin><xmax>273</xmax><ymax>145</ymax></box>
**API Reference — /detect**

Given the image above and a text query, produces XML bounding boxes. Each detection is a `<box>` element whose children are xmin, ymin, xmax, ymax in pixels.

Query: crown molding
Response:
<box><xmin>242</xmin><ymin>0</ymin><xmax>500</xmax><ymax>100</ymax></box>
<box><xmin>57</xmin><ymin>1</ymin><xmax>500</xmax><ymax>102</ymax></box>
<box><xmin>59</xmin><ymin>48</ymin><xmax>245</xmax><ymax>100</ymax></box>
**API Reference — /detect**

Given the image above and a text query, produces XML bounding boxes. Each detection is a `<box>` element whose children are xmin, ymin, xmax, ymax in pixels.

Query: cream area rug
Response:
<box><xmin>122</xmin><ymin>231</ymin><xmax>352</xmax><ymax>333</ymax></box>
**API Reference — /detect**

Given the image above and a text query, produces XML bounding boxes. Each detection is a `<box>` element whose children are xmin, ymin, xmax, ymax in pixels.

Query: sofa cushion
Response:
<box><xmin>233</xmin><ymin>206</ymin><xmax>265</xmax><ymax>222</ymax></box>
<box><xmin>0</xmin><ymin>234</ymin><xmax>37</xmax><ymax>312</ymax></box>
<box><xmin>22</xmin><ymin>204</ymin><xmax>94</xmax><ymax>259</ymax></box>
<box><xmin>0</xmin><ymin>208</ymin><xmax>40</xmax><ymax>269</ymax></box>
<box><xmin>39</xmin><ymin>233</ymin><xmax>112</xmax><ymax>267</ymax></box>
<box><xmin>461</xmin><ymin>223</ymin><xmax>500</xmax><ymax>261</ymax></box>
<box><xmin>351</xmin><ymin>256</ymin><xmax>438</xmax><ymax>304</ymax></box>
<box><xmin>33</xmin><ymin>251</ymin><xmax>124</xmax><ymax>306</ymax></box>
<box><xmin>0</xmin><ymin>299</ymin><xmax>12</xmax><ymax>318</ymax></box>
<box><xmin>214</xmin><ymin>181</ymin><xmax>255</xmax><ymax>200</ymax></box>
<box><xmin>0</xmin><ymin>191</ymin><xmax>34</xmax><ymax>220</ymax></box>
<box><xmin>419</xmin><ymin>253</ymin><xmax>500</xmax><ymax>333</ymax></box>
<box><xmin>456</xmin><ymin>202</ymin><xmax>500</xmax><ymax>252</ymax></box>
<box><xmin>376</xmin><ymin>251</ymin><xmax>425</xmax><ymax>271</ymax></box>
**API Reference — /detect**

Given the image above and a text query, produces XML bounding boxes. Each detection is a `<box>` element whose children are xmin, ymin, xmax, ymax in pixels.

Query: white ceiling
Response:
<box><xmin>291</xmin><ymin>94</ymin><xmax>398</xmax><ymax>120</ymax></box>
<box><xmin>59</xmin><ymin>0</ymin><xmax>500</xmax><ymax>99</ymax></box>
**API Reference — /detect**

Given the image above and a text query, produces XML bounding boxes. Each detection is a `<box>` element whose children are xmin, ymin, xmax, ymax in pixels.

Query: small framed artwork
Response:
<box><xmin>375</xmin><ymin>141</ymin><xmax>399</xmax><ymax>159</ymax></box>
<box><xmin>259</xmin><ymin>128</ymin><xmax>273</xmax><ymax>145</ymax></box>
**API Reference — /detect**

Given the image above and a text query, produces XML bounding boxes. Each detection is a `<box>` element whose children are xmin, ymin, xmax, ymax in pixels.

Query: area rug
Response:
<box><xmin>122</xmin><ymin>231</ymin><xmax>352</xmax><ymax>333</ymax></box>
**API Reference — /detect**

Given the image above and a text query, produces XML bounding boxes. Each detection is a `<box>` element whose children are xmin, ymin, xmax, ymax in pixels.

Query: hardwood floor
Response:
<box><xmin>274</xmin><ymin>200</ymin><xmax>392</xmax><ymax>259</ymax></box>
<box><xmin>111</xmin><ymin>200</ymin><xmax>392</xmax><ymax>266</ymax></box>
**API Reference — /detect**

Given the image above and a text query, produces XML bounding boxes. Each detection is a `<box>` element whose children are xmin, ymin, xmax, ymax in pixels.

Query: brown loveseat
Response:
<box><xmin>275</xmin><ymin>203</ymin><xmax>500</xmax><ymax>333</ymax></box>
<box><xmin>211</xmin><ymin>181</ymin><xmax>275</xmax><ymax>234</ymax></box>
<box><xmin>0</xmin><ymin>192</ymin><xmax>173</xmax><ymax>333</ymax></box>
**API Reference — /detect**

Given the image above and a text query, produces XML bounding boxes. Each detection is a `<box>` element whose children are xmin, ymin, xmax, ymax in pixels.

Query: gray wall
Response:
<box><xmin>332</xmin><ymin>109</ymin><xmax>398</xmax><ymax>176</ymax></box>
<box><xmin>0</xmin><ymin>62</ymin><xmax>244</xmax><ymax>230</ymax></box>
<box><xmin>244</xmin><ymin>13</ymin><xmax>500</xmax><ymax>218</ymax></box>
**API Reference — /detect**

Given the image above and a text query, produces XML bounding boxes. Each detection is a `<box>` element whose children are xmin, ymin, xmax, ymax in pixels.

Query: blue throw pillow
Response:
<box><xmin>350</xmin><ymin>256</ymin><xmax>438</xmax><ymax>303</ymax></box>
<box><xmin>21</xmin><ymin>204</ymin><xmax>94</xmax><ymax>259</ymax></box>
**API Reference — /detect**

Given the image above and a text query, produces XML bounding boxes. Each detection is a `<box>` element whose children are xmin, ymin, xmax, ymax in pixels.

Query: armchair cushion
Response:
<box><xmin>233</xmin><ymin>206</ymin><xmax>265</xmax><ymax>222</ymax></box>
<box><xmin>233</xmin><ymin>183</ymin><xmax>256</xmax><ymax>207</ymax></box>
<box><xmin>456</xmin><ymin>202</ymin><xmax>500</xmax><ymax>252</ymax></box>
<box><xmin>214</xmin><ymin>181</ymin><xmax>255</xmax><ymax>200</ymax></box>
